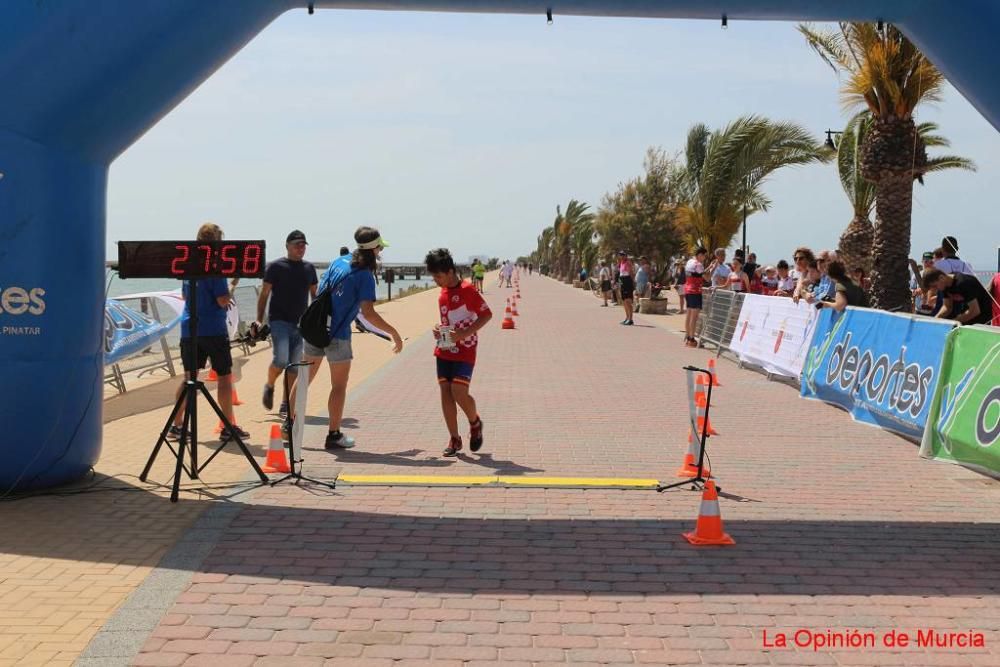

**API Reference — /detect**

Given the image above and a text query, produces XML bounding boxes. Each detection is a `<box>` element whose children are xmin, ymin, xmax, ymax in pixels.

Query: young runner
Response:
<box><xmin>426</xmin><ymin>248</ymin><xmax>493</xmax><ymax>456</ymax></box>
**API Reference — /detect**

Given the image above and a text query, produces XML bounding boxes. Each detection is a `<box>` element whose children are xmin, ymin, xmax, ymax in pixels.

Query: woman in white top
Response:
<box><xmin>727</xmin><ymin>257</ymin><xmax>750</xmax><ymax>293</ymax></box>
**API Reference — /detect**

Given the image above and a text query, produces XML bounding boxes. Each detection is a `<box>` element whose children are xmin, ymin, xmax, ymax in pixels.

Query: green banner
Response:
<box><xmin>920</xmin><ymin>325</ymin><xmax>1000</xmax><ymax>476</ymax></box>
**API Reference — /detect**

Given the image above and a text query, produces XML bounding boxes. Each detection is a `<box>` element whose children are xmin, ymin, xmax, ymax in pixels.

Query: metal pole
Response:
<box><xmin>741</xmin><ymin>204</ymin><xmax>747</xmax><ymax>258</ymax></box>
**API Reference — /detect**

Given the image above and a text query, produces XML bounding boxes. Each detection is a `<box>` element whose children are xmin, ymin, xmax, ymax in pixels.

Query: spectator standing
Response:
<box><xmin>761</xmin><ymin>266</ymin><xmax>779</xmax><ymax>294</ymax></box>
<box><xmin>672</xmin><ymin>260</ymin><xmax>686</xmax><ymax>313</ymax></box>
<box><xmin>618</xmin><ymin>252</ymin><xmax>636</xmax><ymax>325</ymax></box>
<box><xmin>635</xmin><ymin>257</ymin><xmax>651</xmax><ymax>308</ymax></box>
<box><xmin>710</xmin><ymin>248</ymin><xmax>731</xmax><ymax>288</ymax></box>
<box><xmin>935</xmin><ymin>236</ymin><xmax>975</xmax><ymax>274</ymax></box>
<box><xmin>726</xmin><ymin>257</ymin><xmax>750</xmax><ymax>293</ymax></box>
<box><xmin>256</xmin><ymin>230</ymin><xmax>318</xmax><ymax>417</ymax></box>
<box><xmin>598</xmin><ymin>260</ymin><xmax>613</xmax><ymax>307</ymax></box>
<box><xmin>791</xmin><ymin>247</ymin><xmax>817</xmax><ymax>303</ymax></box>
<box><xmin>684</xmin><ymin>247</ymin><xmax>709</xmax><ymax>347</ymax></box>
<box><xmin>774</xmin><ymin>260</ymin><xmax>796</xmax><ymax>296</ymax></box>
<box><xmin>820</xmin><ymin>261</ymin><xmax>869</xmax><ymax>312</ymax></box>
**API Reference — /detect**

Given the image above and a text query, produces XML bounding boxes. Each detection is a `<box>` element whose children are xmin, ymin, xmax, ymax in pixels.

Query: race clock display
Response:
<box><xmin>117</xmin><ymin>240</ymin><xmax>266</xmax><ymax>279</ymax></box>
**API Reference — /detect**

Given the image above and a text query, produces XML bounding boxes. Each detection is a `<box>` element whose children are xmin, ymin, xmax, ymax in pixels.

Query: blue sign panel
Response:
<box><xmin>801</xmin><ymin>308</ymin><xmax>956</xmax><ymax>440</ymax></box>
<box><xmin>104</xmin><ymin>300</ymin><xmax>179</xmax><ymax>366</ymax></box>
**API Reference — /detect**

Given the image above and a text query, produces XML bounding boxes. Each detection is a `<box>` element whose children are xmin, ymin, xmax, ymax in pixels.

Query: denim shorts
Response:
<box><xmin>269</xmin><ymin>320</ymin><xmax>304</xmax><ymax>371</ymax></box>
<box><xmin>304</xmin><ymin>337</ymin><xmax>353</xmax><ymax>364</ymax></box>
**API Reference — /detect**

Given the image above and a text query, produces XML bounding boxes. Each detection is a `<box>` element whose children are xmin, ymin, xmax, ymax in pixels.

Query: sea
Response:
<box><xmin>105</xmin><ymin>271</ymin><xmax>434</xmax><ymax>354</ymax></box>
<box><xmin>105</xmin><ymin>273</ymin><xmax>433</xmax><ymax>303</ymax></box>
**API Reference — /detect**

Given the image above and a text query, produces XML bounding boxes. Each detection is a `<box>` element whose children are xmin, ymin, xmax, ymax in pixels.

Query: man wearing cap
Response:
<box><xmin>256</xmin><ymin>230</ymin><xmax>318</xmax><ymax>415</ymax></box>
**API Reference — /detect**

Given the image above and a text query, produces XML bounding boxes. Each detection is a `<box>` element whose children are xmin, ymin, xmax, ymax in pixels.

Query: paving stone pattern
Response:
<box><xmin>125</xmin><ymin>276</ymin><xmax>1000</xmax><ymax>665</ymax></box>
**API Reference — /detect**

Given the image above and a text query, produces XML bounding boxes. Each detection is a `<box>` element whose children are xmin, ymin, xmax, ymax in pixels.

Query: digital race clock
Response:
<box><xmin>116</xmin><ymin>240</ymin><xmax>267</xmax><ymax>279</ymax></box>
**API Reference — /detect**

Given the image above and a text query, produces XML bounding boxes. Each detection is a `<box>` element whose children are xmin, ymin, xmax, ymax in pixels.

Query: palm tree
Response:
<box><xmin>800</xmin><ymin>22</ymin><xmax>953</xmax><ymax>310</ymax></box>
<box><xmin>552</xmin><ymin>200</ymin><xmax>594</xmax><ymax>279</ymax></box>
<box><xmin>536</xmin><ymin>226</ymin><xmax>554</xmax><ymax>272</ymax></box>
<box><xmin>678</xmin><ymin>116</ymin><xmax>831</xmax><ymax>251</ymax></box>
<box><xmin>834</xmin><ymin>112</ymin><xmax>975</xmax><ymax>275</ymax></box>
<box><xmin>570</xmin><ymin>213</ymin><xmax>596</xmax><ymax>279</ymax></box>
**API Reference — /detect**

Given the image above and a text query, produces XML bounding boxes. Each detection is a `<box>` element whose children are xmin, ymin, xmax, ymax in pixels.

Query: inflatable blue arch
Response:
<box><xmin>2</xmin><ymin>0</ymin><xmax>998</xmax><ymax>491</ymax></box>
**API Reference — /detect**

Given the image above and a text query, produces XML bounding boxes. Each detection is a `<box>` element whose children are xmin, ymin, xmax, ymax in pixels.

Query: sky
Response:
<box><xmin>108</xmin><ymin>10</ymin><xmax>1000</xmax><ymax>271</ymax></box>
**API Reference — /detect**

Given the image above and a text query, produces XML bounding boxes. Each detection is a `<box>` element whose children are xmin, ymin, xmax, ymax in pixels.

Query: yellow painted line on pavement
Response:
<box><xmin>500</xmin><ymin>476</ymin><xmax>660</xmax><ymax>489</ymax></box>
<box><xmin>336</xmin><ymin>474</ymin><xmax>662</xmax><ymax>489</ymax></box>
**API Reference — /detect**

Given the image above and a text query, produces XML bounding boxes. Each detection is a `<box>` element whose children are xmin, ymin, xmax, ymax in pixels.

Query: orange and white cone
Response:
<box><xmin>682</xmin><ymin>480</ymin><xmax>735</xmax><ymax>545</ymax></box>
<box><xmin>511</xmin><ymin>297</ymin><xmax>519</xmax><ymax>317</ymax></box>
<box><xmin>206</xmin><ymin>367</ymin><xmax>219</xmax><ymax>382</ymax></box>
<box><xmin>231</xmin><ymin>386</ymin><xmax>244</xmax><ymax>406</ymax></box>
<box><xmin>677</xmin><ymin>429</ymin><xmax>712</xmax><ymax>478</ymax></box>
<box><xmin>261</xmin><ymin>424</ymin><xmax>290</xmax><ymax>473</ymax></box>
<box><xmin>501</xmin><ymin>299</ymin><xmax>516</xmax><ymax>330</ymax></box>
<box><xmin>707</xmin><ymin>357</ymin><xmax>722</xmax><ymax>387</ymax></box>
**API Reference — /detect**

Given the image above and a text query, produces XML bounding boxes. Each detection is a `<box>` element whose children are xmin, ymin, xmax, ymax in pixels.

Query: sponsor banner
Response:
<box><xmin>801</xmin><ymin>308</ymin><xmax>956</xmax><ymax>440</ymax></box>
<box><xmin>920</xmin><ymin>325</ymin><xmax>1000</xmax><ymax>477</ymax></box>
<box><xmin>104</xmin><ymin>299</ymin><xmax>180</xmax><ymax>366</ymax></box>
<box><xmin>728</xmin><ymin>294</ymin><xmax>819</xmax><ymax>378</ymax></box>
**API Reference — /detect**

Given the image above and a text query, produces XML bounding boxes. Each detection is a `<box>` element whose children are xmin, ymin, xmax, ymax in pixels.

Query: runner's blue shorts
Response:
<box><xmin>437</xmin><ymin>358</ymin><xmax>475</xmax><ymax>386</ymax></box>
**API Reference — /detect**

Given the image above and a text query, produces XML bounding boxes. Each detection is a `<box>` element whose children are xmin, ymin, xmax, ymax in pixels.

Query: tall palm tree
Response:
<box><xmin>679</xmin><ymin>116</ymin><xmax>830</xmax><ymax>251</ymax></box>
<box><xmin>570</xmin><ymin>215</ymin><xmax>596</xmax><ymax>278</ymax></box>
<box><xmin>800</xmin><ymin>22</ymin><xmax>950</xmax><ymax>310</ymax></box>
<box><xmin>834</xmin><ymin>112</ymin><xmax>976</xmax><ymax>275</ymax></box>
<box><xmin>552</xmin><ymin>200</ymin><xmax>594</xmax><ymax>279</ymax></box>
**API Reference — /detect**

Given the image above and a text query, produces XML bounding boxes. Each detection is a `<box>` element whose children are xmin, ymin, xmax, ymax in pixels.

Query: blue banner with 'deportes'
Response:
<box><xmin>801</xmin><ymin>308</ymin><xmax>957</xmax><ymax>440</ymax></box>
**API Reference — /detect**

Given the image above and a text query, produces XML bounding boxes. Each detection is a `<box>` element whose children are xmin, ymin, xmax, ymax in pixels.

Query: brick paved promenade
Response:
<box><xmin>51</xmin><ymin>276</ymin><xmax>1000</xmax><ymax>664</ymax></box>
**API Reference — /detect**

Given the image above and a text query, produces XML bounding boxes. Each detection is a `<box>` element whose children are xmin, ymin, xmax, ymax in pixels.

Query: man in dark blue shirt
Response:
<box><xmin>255</xmin><ymin>230</ymin><xmax>318</xmax><ymax>416</ymax></box>
<box><xmin>169</xmin><ymin>223</ymin><xmax>247</xmax><ymax>440</ymax></box>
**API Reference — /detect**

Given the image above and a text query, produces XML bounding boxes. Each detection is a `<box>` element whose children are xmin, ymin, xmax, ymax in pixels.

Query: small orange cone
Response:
<box><xmin>682</xmin><ymin>480</ymin><xmax>735</xmax><ymax>546</ymax></box>
<box><xmin>501</xmin><ymin>299</ymin><xmax>516</xmax><ymax>330</ymax></box>
<box><xmin>206</xmin><ymin>367</ymin><xmax>219</xmax><ymax>382</ymax></box>
<box><xmin>231</xmin><ymin>386</ymin><xmax>244</xmax><ymax>406</ymax></box>
<box><xmin>677</xmin><ymin>429</ymin><xmax>711</xmax><ymax>478</ymax></box>
<box><xmin>511</xmin><ymin>298</ymin><xmax>519</xmax><ymax>317</ymax></box>
<box><xmin>707</xmin><ymin>357</ymin><xmax>722</xmax><ymax>387</ymax></box>
<box><xmin>261</xmin><ymin>424</ymin><xmax>290</xmax><ymax>473</ymax></box>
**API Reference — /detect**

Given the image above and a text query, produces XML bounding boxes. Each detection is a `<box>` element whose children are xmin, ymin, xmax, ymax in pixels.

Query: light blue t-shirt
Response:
<box><xmin>635</xmin><ymin>266</ymin><xmax>649</xmax><ymax>293</ymax></box>
<box><xmin>320</xmin><ymin>256</ymin><xmax>377</xmax><ymax>341</ymax></box>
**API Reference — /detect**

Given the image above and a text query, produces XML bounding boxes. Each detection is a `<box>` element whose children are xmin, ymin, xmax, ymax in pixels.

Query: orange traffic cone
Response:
<box><xmin>206</xmin><ymin>367</ymin><xmax>219</xmax><ymax>382</ymax></box>
<box><xmin>707</xmin><ymin>357</ymin><xmax>722</xmax><ymax>387</ymax></box>
<box><xmin>231</xmin><ymin>386</ymin><xmax>244</xmax><ymax>406</ymax></box>
<box><xmin>693</xmin><ymin>382</ymin><xmax>718</xmax><ymax>436</ymax></box>
<box><xmin>261</xmin><ymin>424</ymin><xmax>290</xmax><ymax>473</ymax></box>
<box><xmin>501</xmin><ymin>299</ymin><xmax>516</xmax><ymax>330</ymax></box>
<box><xmin>682</xmin><ymin>480</ymin><xmax>735</xmax><ymax>545</ymax></box>
<box><xmin>511</xmin><ymin>298</ymin><xmax>519</xmax><ymax>317</ymax></box>
<box><xmin>214</xmin><ymin>419</ymin><xmax>224</xmax><ymax>434</ymax></box>
<box><xmin>677</xmin><ymin>429</ymin><xmax>711</xmax><ymax>478</ymax></box>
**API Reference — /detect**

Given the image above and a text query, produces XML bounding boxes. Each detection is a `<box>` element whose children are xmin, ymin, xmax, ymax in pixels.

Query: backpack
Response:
<box><xmin>298</xmin><ymin>267</ymin><xmax>358</xmax><ymax>348</ymax></box>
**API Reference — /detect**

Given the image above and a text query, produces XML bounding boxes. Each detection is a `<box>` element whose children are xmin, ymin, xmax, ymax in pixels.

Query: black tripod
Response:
<box><xmin>140</xmin><ymin>279</ymin><xmax>269</xmax><ymax>502</ymax></box>
<box><xmin>269</xmin><ymin>360</ymin><xmax>336</xmax><ymax>489</ymax></box>
<box><xmin>658</xmin><ymin>365</ymin><xmax>717</xmax><ymax>493</ymax></box>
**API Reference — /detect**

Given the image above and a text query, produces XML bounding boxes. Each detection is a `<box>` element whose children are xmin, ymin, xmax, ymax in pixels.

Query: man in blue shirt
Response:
<box><xmin>289</xmin><ymin>226</ymin><xmax>403</xmax><ymax>450</ymax></box>
<box><xmin>169</xmin><ymin>223</ymin><xmax>247</xmax><ymax>440</ymax></box>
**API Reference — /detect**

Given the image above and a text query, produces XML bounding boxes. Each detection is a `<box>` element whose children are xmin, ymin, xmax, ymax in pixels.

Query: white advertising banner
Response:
<box><xmin>728</xmin><ymin>294</ymin><xmax>819</xmax><ymax>378</ymax></box>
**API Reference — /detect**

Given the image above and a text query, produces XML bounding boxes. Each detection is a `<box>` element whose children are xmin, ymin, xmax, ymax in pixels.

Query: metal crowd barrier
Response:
<box><xmin>695</xmin><ymin>289</ymin><xmax>745</xmax><ymax>355</ymax></box>
<box><xmin>104</xmin><ymin>285</ymin><xmax>263</xmax><ymax>394</ymax></box>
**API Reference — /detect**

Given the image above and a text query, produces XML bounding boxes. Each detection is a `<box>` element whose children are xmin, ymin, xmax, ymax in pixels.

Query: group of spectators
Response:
<box><xmin>675</xmin><ymin>235</ymin><xmax>998</xmax><ymax>345</ymax></box>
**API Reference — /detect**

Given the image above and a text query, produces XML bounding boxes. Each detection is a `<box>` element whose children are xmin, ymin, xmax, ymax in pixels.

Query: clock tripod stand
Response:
<box><xmin>140</xmin><ymin>278</ymin><xmax>269</xmax><ymax>502</ymax></box>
